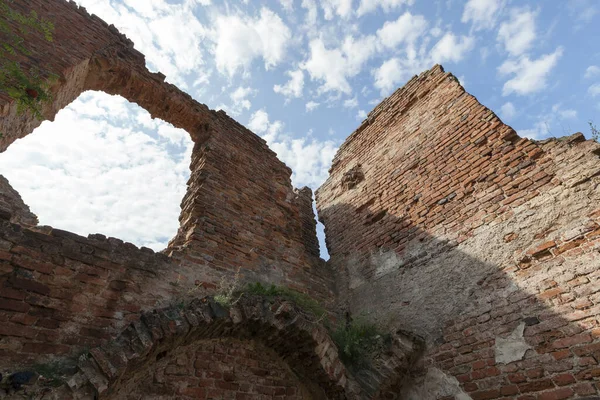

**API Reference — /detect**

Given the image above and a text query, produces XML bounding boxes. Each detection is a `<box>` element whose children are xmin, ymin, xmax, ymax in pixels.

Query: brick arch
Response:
<box><xmin>0</xmin><ymin>1</ymin><xmax>216</xmax><ymax>153</ymax></box>
<box><xmin>62</xmin><ymin>295</ymin><xmax>358</xmax><ymax>400</ymax></box>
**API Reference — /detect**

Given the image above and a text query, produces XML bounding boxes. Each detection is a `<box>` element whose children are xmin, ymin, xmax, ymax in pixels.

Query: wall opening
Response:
<box><xmin>0</xmin><ymin>91</ymin><xmax>192</xmax><ymax>250</ymax></box>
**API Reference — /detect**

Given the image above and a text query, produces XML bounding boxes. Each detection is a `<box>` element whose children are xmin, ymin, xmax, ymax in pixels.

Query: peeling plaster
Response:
<box><xmin>495</xmin><ymin>322</ymin><xmax>532</xmax><ymax>364</ymax></box>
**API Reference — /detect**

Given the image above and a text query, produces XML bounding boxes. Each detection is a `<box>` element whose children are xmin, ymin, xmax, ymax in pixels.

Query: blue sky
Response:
<box><xmin>1</xmin><ymin>0</ymin><xmax>599</xmax><ymax>257</ymax></box>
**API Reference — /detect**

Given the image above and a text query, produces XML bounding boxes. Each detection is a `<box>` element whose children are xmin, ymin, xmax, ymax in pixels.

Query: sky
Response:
<box><xmin>1</xmin><ymin>0</ymin><xmax>599</xmax><ymax>258</ymax></box>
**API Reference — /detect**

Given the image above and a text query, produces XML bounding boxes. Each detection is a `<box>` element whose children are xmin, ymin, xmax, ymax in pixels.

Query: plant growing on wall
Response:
<box><xmin>589</xmin><ymin>120</ymin><xmax>599</xmax><ymax>141</ymax></box>
<box><xmin>0</xmin><ymin>2</ymin><xmax>57</xmax><ymax>119</ymax></box>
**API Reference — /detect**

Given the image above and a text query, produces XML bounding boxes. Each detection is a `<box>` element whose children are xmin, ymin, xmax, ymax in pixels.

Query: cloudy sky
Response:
<box><xmin>1</xmin><ymin>0</ymin><xmax>599</xmax><ymax>257</ymax></box>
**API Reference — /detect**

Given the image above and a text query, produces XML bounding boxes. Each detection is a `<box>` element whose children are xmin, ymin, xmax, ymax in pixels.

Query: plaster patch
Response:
<box><xmin>495</xmin><ymin>322</ymin><xmax>532</xmax><ymax>364</ymax></box>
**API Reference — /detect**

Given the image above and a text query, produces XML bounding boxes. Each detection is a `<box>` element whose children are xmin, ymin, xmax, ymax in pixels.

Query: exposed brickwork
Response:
<box><xmin>0</xmin><ymin>0</ymin><xmax>332</xmax><ymax>297</ymax></box>
<box><xmin>317</xmin><ymin>66</ymin><xmax>600</xmax><ymax>398</ymax></box>
<box><xmin>2</xmin><ymin>1</ymin><xmax>600</xmax><ymax>399</ymax></box>
<box><xmin>0</xmin><ymin>215</ymin><xmax>186</xmax><ymax>369</ymax></box>
<box><xmin>167</xmin><ymin>114</ymin><xmax>332</xmax><ymax>302</ymax></box>
<box><xmin>42</xmin><ymin>295</ymin><xmax>357</xmax><ymax>399</ymax></box>
<box><xmin>120</xmin><ymin>338</ymin><xmax>310</xmax><ymax>399</ymax></box>
<box><xmin>0</xmin><ymin>175</ymin><xmax>38</xmax><ymax>227</ymax></box>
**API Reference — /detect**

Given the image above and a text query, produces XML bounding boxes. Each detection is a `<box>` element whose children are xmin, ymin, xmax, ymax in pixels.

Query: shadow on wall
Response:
<box><xmin>320</xmin><ymin>195</ymin><xmax>600</xmax><ymax>398</ymax></box>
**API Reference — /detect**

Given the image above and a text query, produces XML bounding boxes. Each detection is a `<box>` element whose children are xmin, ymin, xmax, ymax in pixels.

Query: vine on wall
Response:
<box><xmin>0</xmin><ymin>2</ymin><xmax>57</xmax><ymax>119</ymax></box>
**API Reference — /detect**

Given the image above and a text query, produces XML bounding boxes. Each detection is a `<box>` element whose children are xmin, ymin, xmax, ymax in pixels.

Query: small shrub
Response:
<box><xmin>245</xmin><ymin>282</ymin><xmax>326</xmax><ymax>318</ymax></box>
<box><xmin>214</xmin><ymin>267</ymin><xmax>243</xmax><ymax>307</ymax></box>
<box><xmin>331</xmin><ymin>319</ymin><xmax>383</xmax><ymax>369</ymax></box>
<box><xmin>589</xmin><ymin>120</ymin><xmax>599</xmax><ymax>141</ymax></box>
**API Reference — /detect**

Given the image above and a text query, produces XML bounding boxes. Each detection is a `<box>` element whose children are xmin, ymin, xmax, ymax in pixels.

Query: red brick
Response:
<box><xmin>0</xmin><ymin>298</ymin><xmax>30</xmax><ymax>313</ymax></box>
<box><xmin>518</xmin><ymin>379</ymin><xmax>554</xmax><ymax>393</ymax></box>
<box><xmin>536</xmin><ymin>387</ymin><xmax>574</xmax><ymax>400</ymax></box>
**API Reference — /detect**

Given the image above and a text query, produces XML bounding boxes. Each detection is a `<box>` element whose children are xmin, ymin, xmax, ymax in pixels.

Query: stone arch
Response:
<box><xmin>60</xmin><ymin>295</ymin><xmax>357</xmax><ymax>400</ymax></box>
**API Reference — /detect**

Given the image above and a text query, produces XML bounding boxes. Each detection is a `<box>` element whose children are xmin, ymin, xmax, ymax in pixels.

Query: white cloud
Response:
<box><xmin>462</xmin><ymin>0</ymin><xmax>505</xmax><ymax>31</ymax></box>
<box><xmin>274</xmin><ymin>69</ymin><xmax>305</xmax><ymax>99</ymax></box>
<box><xmin>306</xmin><ymin>101</ymin><xmax>321</xmax><ymax>112</ymax></box>
<box><xmin>301</xmin><ymin>0</ymin><xmax>318</xmax><ymax>26</ymax></box>
<box><xmin>343</xmin><ymin>97</ymin><xmax>359</xmax><ymax>108</ymax></box>
<box><xmin>75</xmin><ymin>0</ymin><xmax>209</xmax><ymax>87</ymax></box>
<box><xmin>373</xmin><ymin>58</ymin><xmax>406</xmax><ymax>95</ymax></box>
<box><xmin>302</xmin><ymin>36</ymin><xmax>377</xmax><ymax>94</ymax></box>
<box><xmin>589</xmin><ymin>83</ymin><xmax>600</xmax><ymax>97</ymax></box>
<box><xmin>497</xmin><ymin>8</ymin><xmax>537</xmax><ymax>57</ymax></box>
<box><xmin>356</xmin><ymin>109</ymin><xmax>367</xmax><ymax>120</ymax></box>
<box><xmin>231</xmin><ymin>86</ymin><xmax>255</xmax><ymax>113</ymax></box>
<box><xmin>377</xmin><ymin>12</ymin><xmax>428</xmax><ymax>50</ymax></box>
<box><xmin>430</xmin><ymin>33</ymin><xmax>475</xmax><ymax>64</ymax></box>
<box><xmin>321</xmin><ymin>0</ymin><xmax>353</xmax><ymax>20</ymax></box>
<box><xmin>556</xmin><ymin>107</ymin><xmax>577</xmax><ymax>119</ymax></box>
<box><xmin>213</xmin><ymin>8</ymin><xmax>291</xmax><ymax>76</ymax></box>
<box><xmin>279</xmin><ymin>0</ymin><xmax>294</xmax><ymax>12</ymax></box>
<box><xmin>519</xmin><ymin>125</ymin><xmax>547</xmax><ymax>140</ymax></box>
<box><xmin>357</xmin><ymin>0</ymin><xmax>414</xmax><ymax>16</ymax></box>
<box><xmin>248</xmin><ymin>109</ymin><xmax>270</xmax><ymax>134</ymax></box>
<box><xmin>567</xmin><ymin>0</ymin><xmax>599</xmax><ymax>25</ymax></box>
<box><xmin>248</xmin><ymin>109</ymin><xmax>283</xmax><ymax>143</ymax></box>
<box><xmin>247</xmin><ymin>110</ymin><xmax>338</xmax><ymax>188</ymax></box>
<box><xmin>499</xmin><ymin>47</ymin><xmax>564</xmax><ymax>96</ymax></box>
<box><xmin>500</xmin><ymin>102</ymin><xmax>516</xmax><ymax>121</ymax></box>
<box><xmin>216</xmin><ymin>86</ymin><xmax>256</xmax><ymax>116</ymax></box>
<box><xmin>0</xmin><ymin>92</ymin><xmax>192</xmax><ymax>250</ymax></box>
<box><xmin>585</xmin><ymin>66</ymin><xmax>600</xmax><ymax>79</ymax></box>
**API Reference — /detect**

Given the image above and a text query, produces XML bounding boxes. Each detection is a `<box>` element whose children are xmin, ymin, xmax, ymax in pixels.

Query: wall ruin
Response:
<box><xmin>0</xmin><ymin>1</ymin><xmax>599</xmax><ymax>399</ymax></box>
<box><xmin>317</xmin><ymin>66</ymin><xmax>600</xmax><ymax>398</ymax></box>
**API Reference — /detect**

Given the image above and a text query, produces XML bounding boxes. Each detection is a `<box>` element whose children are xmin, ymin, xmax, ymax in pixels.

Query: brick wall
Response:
<box><xmin>167</xmin><ymin>111</ymin><xmax>333</xmax><ymax>302</ymax></box>
<box><xmin>0</xmin><ymin>215</ymin><xmax>194</xmax><ymax>370</ymax></box>
<box><xmin>0</xmin><ymin>0</ymin><xmax>332</xmax><ymax>299</ymax></box>
<box><xmin>0</xmin><ymin>175</ymin><xmax>38</xmax><ymax>227</ymax></box>
<box><xmin>0</xmin><ymin>0</ymin><xmax>335</xmax><ymax>392</ymax></box>
<box><xmin>119</xmin><ymin>338</ymin><xmax>310</xmax><ymax>399</ymax></box>
<box><xmin>317</xmin><ymin>65</ymin><xmax>600</xmax><ymax>398</ymax></box>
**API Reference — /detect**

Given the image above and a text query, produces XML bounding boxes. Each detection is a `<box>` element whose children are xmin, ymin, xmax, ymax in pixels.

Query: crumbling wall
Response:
<box><xmin>317</xmin><ymin>65</ymin><xmax>600</xmax><ymax>398</ymax></box>
<box><xmin>0</xmin><ymin>0</ymin><xmax>336</xmax><ymax>394</ymax></box>
<box><xmin>167</xmin><ymin>111</ymin><xmax>332</xmax><ymax>302</ymax></box>
<box><xmin>0</xmin><ymin>175</ymin><xmax>37</xmax><ymax>227</ymax></box>
<box><xmin>117</xmin><ymin>338</ymin><xmax>311</xmax><ymax>399</ymax></box>
<box><xmin>0</xmin><ymin>0</ymin><xmax>332</xmax><ymax>297</ymax></box>
<box><xmin>0</xmin><ymin>215</ymin><xmax>197</xmax><ymax>370</ymax></box>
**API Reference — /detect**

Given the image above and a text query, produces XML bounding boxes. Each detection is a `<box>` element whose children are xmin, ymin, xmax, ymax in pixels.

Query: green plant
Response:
<box><xmin>214</xmin><ymin>267</ymin><xmax>243</xmax><ymax>307</ymax></box>
<box><xmin>0</xmin><ymin>2</ymin><xmax>57</xmax><ymax>119</ymax></box>
<box><xmin>589</xmin><ymin>120</ymin><xmax>599</xmax><ymax>141</ymax></box>
<box><xmin>245</xmin><ymin>282</ymin><xmax>327</xmax><ymax>319</ymax></box>
<box><xmin>330</xmin><ymin>319</ymin><xmax>384</xmax><ymax>369</ymax></box>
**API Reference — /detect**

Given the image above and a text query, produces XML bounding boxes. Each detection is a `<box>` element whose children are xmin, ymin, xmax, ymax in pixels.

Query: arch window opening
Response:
<box><xmin>0</xmin><ymin>91</ymin><xmax>192</xmax><ymax>251</ymax></box>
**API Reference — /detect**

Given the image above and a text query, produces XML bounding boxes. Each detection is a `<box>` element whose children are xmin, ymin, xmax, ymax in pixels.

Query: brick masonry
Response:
<box><xmin>317</xmin><ymin>66</ymin><xmax>600</xmax><ymax>398</ymax></box>
<box><xmin>1</xmin><ymin>1</ymin><xmax>600</xmax><ymax>399</ymax></box>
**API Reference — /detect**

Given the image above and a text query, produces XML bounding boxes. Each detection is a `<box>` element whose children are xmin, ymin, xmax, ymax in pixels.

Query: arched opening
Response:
<box><xmin>0</xmin><ymin>91</ymin><xmax>192</xmax><ymax>250</ymax></box>
<box><xmin>118</xmin><ymin>337</ymin><xmax>312</xmax><ymax>399</ymax></box>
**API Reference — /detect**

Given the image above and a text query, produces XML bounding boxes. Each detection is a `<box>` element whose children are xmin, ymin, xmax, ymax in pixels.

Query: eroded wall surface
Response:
<box><xmin>115</xmin><ymin>338</ymin><xmax>311</xmax><ymax>399</ymax></box>
<box><xmin>317</xmin><ymin>66</ymin><xmax>600</xmax><ymax>398</ymax></box>
<box><xmin>0</xmin><ymin>175</ymin><xmax>38</xmax><ymax>227</ymax></box>
<box><xmin>0</xmin><ymin>0</ymin><xmax>332</xmax><ymax>296</ymax></box>
<box><xmin>0</xmin><ymin>0</ymin><xmax>337</xmax><ymax>394</ymax></box>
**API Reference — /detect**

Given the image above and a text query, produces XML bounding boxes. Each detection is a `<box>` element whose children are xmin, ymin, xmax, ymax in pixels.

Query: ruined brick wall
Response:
<box><xmin>317</xmin><ymin>65</ymin><xmax>600</xmax><ymax>398</ymax></box>
<box><xmin>0</xmin><ymin>215</ymin><xmax>198</xmax><ymax>370</ymax></box>
<box><xmin>0</xmin><ymin>175</ymin><xmax>38</xmax><ymax>227</ymax></box>
<box><xmin>167</xmin><ymin>111</ymin><xmax>332</xmax><ymax>301</ymax></box>
<box><xmin>0</xmin><ymin>1</ymin><xmax>336</xmax><ymax>394</ymax></box>
<box><xmin>117</xmin><ymin>338</ymin><xmax>310</xmax><ymax>399</ymax></box>
<box><xmin>0</xmin><ymin>0</ymin><xmax>332</xmax><ymax>297</ymax></box>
